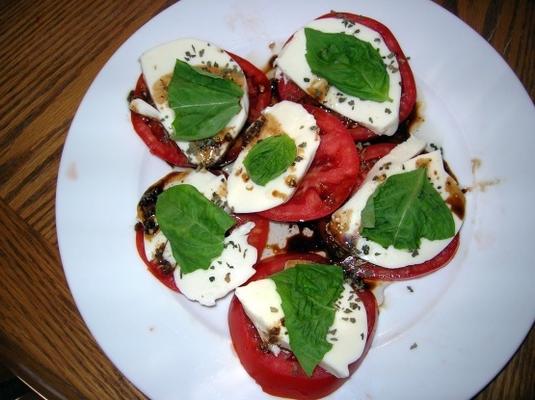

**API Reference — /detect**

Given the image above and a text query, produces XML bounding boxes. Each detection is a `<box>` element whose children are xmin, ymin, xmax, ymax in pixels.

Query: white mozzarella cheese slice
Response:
<box><xmin>142</xmin><ymin>169</ymin><xmax>257</xmax><ymax>306</ymax></box>
<box><xmin>132</xmin><ymin>38</ymin><xmax>249</xmax><ymax>166</ymax></box>
<box><xmin>175</xmin><ymin>222</ymin><xmax>257</xmax><ymax>306</ymax></box>
<box><xmin>235</xmin><ymin>279</ymin><xmax>368</xmax><ymax>378</ymax></box>
<box><xmin>129</xmin><ymin>98</ymin><xmax>161</xmax><ymax>120</ymax></box>
<box><xmin>322</xmin><ymin>283</ymin><xmax>368</xmax><ymax>378</ymax></box>
<box><xmin>330</xmin><ymin>137</ymin><xmax>464</xmax><ymax>268</ymax></box>
<box><xmin>276</xmin><ymin>17</ymin><xmax>402</xmax><ymax>136</ymax></box>
<box><xmin>235</xmin><ymin>279</ymin><xmax>290</xmax><ymax>348</ymax></box>
<box><xmin>227</xmin><ymin>101</ymin><xmax>320</xmax><ymax>213</ymax></box>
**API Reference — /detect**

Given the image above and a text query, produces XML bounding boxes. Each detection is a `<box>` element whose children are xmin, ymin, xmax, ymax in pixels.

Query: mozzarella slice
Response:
<box><xmin>235</xmin><ymin>279</ymin><xmax>368</xmax><ymax>378</ymax></box>
<box><xmin>227</xmin><ymin>101</ymin><xmax>320</xmax><ymax>213</ymax></box>
<box><xmin>276</xmin><ymin>17</ymin><xmax>402</xmax><ymax>136</ymax></box>
<box><xmin>330</xmin><ymin>137</ymin><xmax>464</xmax><ymax>268</ymax></box>
<box><xmin>132</xmin><ymin>38</ymin><xmax>249</xmax><ymax>166</ymax></box>
<box><xmin>129</xmin><ymin>98</ymin><xmax>161</xmax><ymax>120</ymax></box>
<box><xmin>140</xmin><ymin>169</ymin><xmax>257</xmax><ymax>306</ymax></box>
<box><xmin>175</xmin><ymin>222</ymin><xmax>257</xmax><ymax>306</ymax></box>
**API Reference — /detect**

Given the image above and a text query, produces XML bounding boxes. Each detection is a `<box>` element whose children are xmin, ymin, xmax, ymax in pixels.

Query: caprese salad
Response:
<box><xmin>131</xmin><ymin>11</ymin><xmax>465</xmax><ymax>400</ymax></box>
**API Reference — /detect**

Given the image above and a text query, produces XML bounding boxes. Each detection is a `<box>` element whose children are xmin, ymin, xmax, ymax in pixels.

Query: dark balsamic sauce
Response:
<box><xmin>280</xmin><ymin>220</ymin><xmax>378</xmax><ymax>291</ymax></box>
<box><xmin>284</xmin><ymin>221</ymin><xmax>328</xmax><ymax>254</ymax></box>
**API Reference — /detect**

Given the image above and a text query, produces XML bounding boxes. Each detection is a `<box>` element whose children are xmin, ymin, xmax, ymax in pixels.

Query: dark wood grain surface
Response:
<box><xmin>0</xmin><ymin>0</ymin><xmax>533</xmax><ymax>399</ymax></box>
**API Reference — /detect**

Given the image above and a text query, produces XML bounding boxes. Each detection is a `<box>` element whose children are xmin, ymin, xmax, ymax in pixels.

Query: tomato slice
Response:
<box><xmin>277</xmin><ymin>77</ymin><xmax>310</xmax><ymax>104</ymax></box>
<box><xmin>361</xmin><ymin>142</ymin><xmax>397</xmax><ymax>162</ymax></box>
<box><xmin>231</xmin><ymin>213</ymin><xmax>270</xmax><ymax>259</ymax></box>
<box><xmin>343</xmin><ymin>234</ymin><xmax>460</xmax><ymax>281</ymax></box>
<box><xmin>131</xmin><ymin>75</ymin><xmax>191</xmax><ymax>167</ymax></box>
<box><xmin>131</xmin><ymin>53</ymin><xmax>271</xmax><ymax>166</ymax></box>
<box><xmin>227</xmin><ymin>52</ymin><xmax>272</xmax><ymax>123</ymax></box>
<box><xmin>134</xmin><ymin>214</ymin><xmax>270</xmax><ymax>292</ymax></box>
<box><xmin>135</xmin><ymin>223</ymin><xmax>179</xmax><ymax>292</ymax></box>
<box><xmin>259</xmin><ymin>105</ymin><xmax>360</xmax><ymax>222</ymax></box>
<box><xmin>228</xmin><ymin>253</ymin><xmax>378</xmax><ymax>400</ymax></box>
<box><xmin>277</xmin><ymin>12</ymin><xmax>417</xmax><ymax>142</ymax></box>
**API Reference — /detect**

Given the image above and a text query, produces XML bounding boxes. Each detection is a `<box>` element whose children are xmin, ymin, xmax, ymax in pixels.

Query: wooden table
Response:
<box><xmin>0</xmin><ymin>0</ymin><xmax>533</xmax><ymax>399</ymax></box>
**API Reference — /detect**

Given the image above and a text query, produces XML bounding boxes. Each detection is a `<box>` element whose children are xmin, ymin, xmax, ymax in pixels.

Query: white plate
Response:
<box><xmin>56</xmin><ymin>0</ymin><xmax>535</xmax><ymax>399</ymax></box>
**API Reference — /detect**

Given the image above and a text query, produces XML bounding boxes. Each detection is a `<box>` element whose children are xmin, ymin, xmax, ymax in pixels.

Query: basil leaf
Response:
<box><xmin>305</xmin><ymin>28</ymin><xmax>390</xmax><ymax>102</ymax></box>
<box><xmin>168</xmin><ymin>60</ymin><xmax>244</xmax><ymax>141</ymax></box>
<box><xmin>271</xmin><ymin>264</ymin><xmax>344</xmax><ymax>376</ymax></box>
<box><xmin>155</xmin><ymin>184</ymin><xmax>235</xmax><ymax>274</ymax></box>
<box><xmin>360</xmin><ymin>168</ymin><xmax>455</xmax><ymax>250</ymax></box>
<box><xmin>243</xmin><ymin>134</ymin><xmax>297</xmax><ymax>186</ymax></box>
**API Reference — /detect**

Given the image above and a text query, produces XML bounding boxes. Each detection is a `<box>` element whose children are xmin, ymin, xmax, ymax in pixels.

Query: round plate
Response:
<box><xmin>56</xmin><ymin>0</ymin><xmax>535</xmax><ymax>399</ymax></box>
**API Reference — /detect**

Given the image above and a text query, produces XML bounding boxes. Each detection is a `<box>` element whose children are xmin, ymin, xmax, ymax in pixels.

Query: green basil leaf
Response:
<box><xmin>271</xmin><ymin>264</ymin><xmax>344</xmax><ymax>376</ymax></box>
<box><xmin>168</xmin><ymin>60</ymin><xmax>244</xmax><ymax>141</ymax></box>
<box><xmin>155</xmin><ymin>184</ymin><xmax>235</xmax><ymax>273</ymax></box>
<box><xmin>360</xmin><ymin>168</ymin><xmax>455</xmax><ymax>250</ymax></box>
<box><xmin>243</xmin><ymin>134</ymin><xmax>297</xmax><ymax>186</ymax></box>
<box><xmin>305</xmin><ymin>28</ymin><xmax>390</xmax><ymax>102</ymax></box>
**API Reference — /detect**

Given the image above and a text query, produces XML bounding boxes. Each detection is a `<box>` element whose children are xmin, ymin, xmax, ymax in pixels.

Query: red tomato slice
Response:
<box><xmin>277</xmin><ymin>12</ymin><xmax>417</xmax><ymax>142</ymax></box>
<box><xmin>344</xmin><ymin>234</ymin><xmax>460</xmax><ymax>281</ymax></box>
<box><xmin>351</xmin><ymin>142</ymin><xmax>398</xmax><ymax>189</ymax></box>
<box><xmin>131</xmin><ymin>75</ymin><xmax>191</xmax><ymax>167</ymax></box>
<box><xmin>228</xmin><ymin>253</ymin><xmax>378</xmax><ymax>400</ymax></box>
<box><xmin>348</xmin><ymin>125</ymin><xmax>379</xmax><ymax>142</ymax></box>
<box><xmin>277</xmin><ymin>77</ymin><xmax>310</xmax><ymax>104</ymax></box>
<box><xmin>232</xmin><ymin>213</ymin><xmax>270</xmax><ymax>259</ymax></box>
<box><xmin>259</xmin><ymin>105</ymin><xmax>360</xmax><ymax>222</ymax></box>
<box><xmin>131</xmin><ymin>53</ymin><xmax>271</xmax><ymax>166</ymax></box>
<box><xmin>227</xmin><ymin>52</ymin><xmax>272</xmax><ymax>123</ymax></box>
<box><xmin>134</xmin><ymin>214</ymin><xmax>270</xmax><ymax>292</ymax></box>
<box><xmin>135</xmin><ymin>223</ymin><xmax>179</xmax><ymax>292</ymax></box>
<box><xmin>361</xmin><ymin>142</ymin><xmax>397</xmax><ymax>162</ymax></box>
